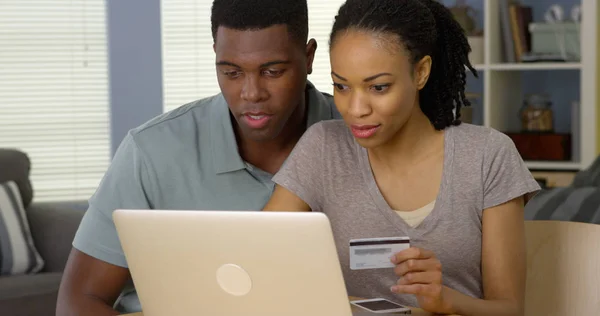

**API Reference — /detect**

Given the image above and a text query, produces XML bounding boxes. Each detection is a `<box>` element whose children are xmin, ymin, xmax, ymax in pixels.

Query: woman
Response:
<box><xmin>264</xmin><ymin>0</ymin><xmax>540</xmax><ymax>315</ymax></box>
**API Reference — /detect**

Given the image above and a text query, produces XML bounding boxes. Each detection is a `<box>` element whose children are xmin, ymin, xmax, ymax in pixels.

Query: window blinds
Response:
<box><xmin>161</xmin><ymin>0</ymin><xmax>345</xmax><ymax>113</ymax></box>
<box><xmin>0</xmin><ymin>0</ymin><xmax>110</xmax><ymax>202</ymax></box>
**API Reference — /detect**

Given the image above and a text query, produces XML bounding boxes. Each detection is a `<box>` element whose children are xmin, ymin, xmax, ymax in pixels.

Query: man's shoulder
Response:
<box><xmin>133</xmin><ymin>94</ymin><xmax>223</xmax><ymax>136</ymax></box>
<box><xmin>305</xmin><ymin>81</ymin><xmax>342</xmax><ymax>120</ymax></box>
<box><xmin>128</xmin><ymin>94</ymin><xmax>225</xmax><ymax>147</ymax></box>
<box><xmin>317</xmin><ymin>91</ymin><xmax>342</xmax><ymax>120</ymax></box>
<box><xmin>318</xmin><ymin>90</ymin><xmax>333</xmax><ymax>103</ymax></box>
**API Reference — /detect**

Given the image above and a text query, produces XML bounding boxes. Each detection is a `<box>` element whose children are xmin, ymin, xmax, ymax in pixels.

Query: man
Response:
<box><xmin>55</xmin><ymin>0</ymin><xmax>339</xmax><ymax>315</ymax></box>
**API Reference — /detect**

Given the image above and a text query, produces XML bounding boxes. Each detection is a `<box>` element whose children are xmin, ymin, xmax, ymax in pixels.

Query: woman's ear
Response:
<box><xmin>414</xmin><ymin>55</ymin><xmax>432</xmax><ymax>90</ymax></box>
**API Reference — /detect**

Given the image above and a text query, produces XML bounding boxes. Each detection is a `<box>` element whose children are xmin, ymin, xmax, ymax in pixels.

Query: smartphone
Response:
<box><xmin>350</xmin><ymin>298</ymin><xmax>411</xmax><ymax>314</ymax></box>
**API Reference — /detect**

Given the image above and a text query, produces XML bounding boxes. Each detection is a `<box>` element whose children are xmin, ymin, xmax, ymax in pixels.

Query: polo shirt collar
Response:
<box><xmin>210</xmin><ymin>81</ymin><xmax>335</xmax><ymax>174</ymax></box>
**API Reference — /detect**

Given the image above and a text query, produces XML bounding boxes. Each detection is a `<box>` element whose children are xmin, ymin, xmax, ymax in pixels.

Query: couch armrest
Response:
<box><xmin>26</xmin><ymin>201</ymin><xmax>88</xmax><ymax>273</ymax></box>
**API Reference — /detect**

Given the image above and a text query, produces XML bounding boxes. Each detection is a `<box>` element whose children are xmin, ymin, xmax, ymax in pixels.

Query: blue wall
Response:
<box><xmin>106</xmin><ymin>0</ymin><xmax>581</xmax><ymax>153</ymax></box>
<box><xmin>107</xmin><ymin>0</ymin><xmax>163</xmax><ymax>156</ymax></box>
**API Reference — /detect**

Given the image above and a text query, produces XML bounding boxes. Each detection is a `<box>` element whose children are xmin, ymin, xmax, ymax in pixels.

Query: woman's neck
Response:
<box><xmin>368</xmin><ymin>109</ymin><xmax>444</xmax><ymax>172</ymax></box>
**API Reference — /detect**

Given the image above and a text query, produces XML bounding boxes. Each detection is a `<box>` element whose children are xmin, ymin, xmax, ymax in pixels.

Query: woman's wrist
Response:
<box><xmin>441</xmin><ymin>286</ymin><xmax>460</xmax><ymax>314</ymax></box>
<box><xmin>440</xmin><ymin>286</ymin><xmax>522</xmax><ymax>316</ymax></box>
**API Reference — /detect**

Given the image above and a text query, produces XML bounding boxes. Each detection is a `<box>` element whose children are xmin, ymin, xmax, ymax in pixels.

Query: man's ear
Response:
<box><xmin>213</xmin><ymin>42</ymin><xmax>216</xmax><ymax>53</ymax></box>
<box><xmin>415</xmin><ymin>55</ymin><xmax>432</xmax><ymax>90</ymax></box>
<box><xmin>305</xmin><ymin>39</ymin><xmax>317</xmax><ymax>75</ymax></box>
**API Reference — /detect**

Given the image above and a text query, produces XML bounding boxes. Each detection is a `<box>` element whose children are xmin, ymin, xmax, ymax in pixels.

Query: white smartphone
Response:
<box><xmin>350</xmin><ymin>298</ymin><xmax>411</xmax><ymax>314</ymax></box>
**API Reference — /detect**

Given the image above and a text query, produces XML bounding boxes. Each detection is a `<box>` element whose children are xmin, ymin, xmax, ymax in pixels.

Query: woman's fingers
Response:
<box><xmin>391</xmin><ymin>247</ymin><xmax>435</xmax><ymax>265</ymax></box>
<box><xmin>396</xmin><ymin>271</ymin><xmax>442</xmax><ymax>286</ymax></box>
<box><xmin>394</xmin><ymin>257</ymin><xmax>442</xmax><ymax>277</ymax></box>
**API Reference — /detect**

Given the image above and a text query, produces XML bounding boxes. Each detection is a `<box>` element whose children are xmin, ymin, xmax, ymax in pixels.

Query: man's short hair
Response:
<box><xmin>211</xmin><ymin>0</ymin><xmax>309</xmax><ymax>45</ymax></box>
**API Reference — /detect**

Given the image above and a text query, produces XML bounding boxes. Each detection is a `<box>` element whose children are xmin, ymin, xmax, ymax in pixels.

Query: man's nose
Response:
<box><xmin>240</xmin><ymin>75</ymin><xmax>267</xmax><ymax>103</ymax></box>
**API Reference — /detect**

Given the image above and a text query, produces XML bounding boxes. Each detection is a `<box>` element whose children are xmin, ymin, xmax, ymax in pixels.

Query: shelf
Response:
<box><xmin>487</xmin><ymin>63</ymin><xmax>582</xmax><ymax>71</ymax></box>
<box><xmin>472</xmin><ymin>0</ymin><xmax>596</xmax><ymax>170</ymax></box>
<box><xmin>525</xmin><ymin>161</ymin><xmax>582</xmax><ymax>171</ymax></box>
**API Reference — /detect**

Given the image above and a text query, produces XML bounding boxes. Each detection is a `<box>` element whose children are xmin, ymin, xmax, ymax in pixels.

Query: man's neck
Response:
<box><xmin>368</xmin><ymin>108</ymin><xmax>444</xmax><ymax>172</ymax></box>
<box><xmin>236</xmin><ymin>100</ymin><xmax>308</xmax><ymax>175</ymax></box>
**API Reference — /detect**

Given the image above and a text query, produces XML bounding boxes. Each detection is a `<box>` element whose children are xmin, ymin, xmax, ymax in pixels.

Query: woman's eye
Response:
<box><xmin>332</xmin><ymin>83</ymin><xmax>348</xmax><ymax>91</ymax></box>
<box><xmin>372</xmin><ymin>84</ymin><xmax>389</xmax><ymax>92</ymax></box>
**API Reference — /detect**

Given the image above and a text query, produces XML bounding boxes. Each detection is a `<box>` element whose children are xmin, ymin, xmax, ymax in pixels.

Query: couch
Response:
<box><xmin>0</xmin><ymin>149</ymin><xmax>87</xmax><ymax>316</ymax></box>
<box><xmin>524</xmin><ymin>155</ymin><xmax>600</xmax><ymax>224</ymax></box>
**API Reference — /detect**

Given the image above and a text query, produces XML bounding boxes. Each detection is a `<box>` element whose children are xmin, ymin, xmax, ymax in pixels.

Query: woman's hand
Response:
<box><xmin>390</xmin><ymin>247</ymin><xmax>455</xmax><ymax>314</ymax></box>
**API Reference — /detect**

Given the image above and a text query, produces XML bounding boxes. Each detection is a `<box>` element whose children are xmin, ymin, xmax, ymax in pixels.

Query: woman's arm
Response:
<box><xmin>447</xmin><ymin>196</ymin><xmax>526</xmax><ymax>316</ymax></box>
<box><xmin>262</xmin><ymin>184</ymin><xmax>311</xmax><ymax>212</ymax></box>
<box><xmin>391</xmin><ymin>196</ymin><xmax>526</xmax><ymax>316</ymax></box>
<box><xmin>393</xmin><ymin>132</ymin><xmax>536</xmax><ymax>315</ymax></box>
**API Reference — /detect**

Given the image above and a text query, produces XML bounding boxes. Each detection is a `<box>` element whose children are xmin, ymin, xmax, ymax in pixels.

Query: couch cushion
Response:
<box><xmin>0</xmin><ymin>272</ymin><xmax>61</xmax><ymax>316</ymax></box>
<box><xmin>27</xmin><ymin>202</ymin><xmax>87</xmax><ymax>273</ymax></box>
<box><xmin>0</xmin><ymin>181</ymin><xmax>45</xmax><ymax>275</ymax></box>
<box><xmin>524</xmin><ymin>186</ymin><xmax>600</xmax><ymax>224</ymax></box>
<box><xmin>0</xmin><ymin>272</ymin><xmax>62</xmax><ymax>300</ymax></box>
<box><xmin>0</xmin><ymin>149</ymin><xmax>33</xmax><ymax>208</ymax></box>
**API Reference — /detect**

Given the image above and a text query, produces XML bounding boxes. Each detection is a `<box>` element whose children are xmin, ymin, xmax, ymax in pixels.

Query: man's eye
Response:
<box><xmin>223</xmin><ymin>70</ymin><xmax>242</xmax><ymax>78</ymax></box>
<box><xmin>263</xmin><ymin>69</ymin><xmax>284</xmax><ymax>77</ymax></box>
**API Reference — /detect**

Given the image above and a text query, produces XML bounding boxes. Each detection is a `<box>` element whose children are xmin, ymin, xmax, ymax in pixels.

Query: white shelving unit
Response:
<box><xmin>472</xmin><ymin>0</ymin><xmax>597</xmax><ymax>171</ymax></box>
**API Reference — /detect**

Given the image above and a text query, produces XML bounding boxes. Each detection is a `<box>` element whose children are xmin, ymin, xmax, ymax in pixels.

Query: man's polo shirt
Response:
<box><xmin>71</xmin><ymin>82</ymin><xmax>338</xmax><ymax>313</ymax></box>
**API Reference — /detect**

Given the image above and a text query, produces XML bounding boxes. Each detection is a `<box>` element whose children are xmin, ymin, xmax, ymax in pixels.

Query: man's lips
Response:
<box><xmin>242</xmin><ymin>112</ymin><xmax>273</xmax><ymax>129</ymax></box>
<box><xmin>245</xmin><ymin>112</ymin><xmax>269</xmax><ymax>119</ymax></box>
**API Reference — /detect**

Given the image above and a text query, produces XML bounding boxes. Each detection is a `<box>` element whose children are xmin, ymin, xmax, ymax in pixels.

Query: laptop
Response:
<box><xmin>113</xmin><ymin>209</ymin><xmax>357</xmax><ymax>316</ymax></box>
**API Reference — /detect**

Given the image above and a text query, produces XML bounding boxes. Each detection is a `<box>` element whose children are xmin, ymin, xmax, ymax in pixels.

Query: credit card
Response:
<box><xmin>349</xmin><ymin>237</ymin><xmax>410</xmax><ymax>270</ymax></box>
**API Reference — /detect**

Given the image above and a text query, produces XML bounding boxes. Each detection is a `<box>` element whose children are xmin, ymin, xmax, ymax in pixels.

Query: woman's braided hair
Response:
<box><xmin>329</xmin><ymin>0</ymin><xmax>478</xmax><ymax>130</ymax></box>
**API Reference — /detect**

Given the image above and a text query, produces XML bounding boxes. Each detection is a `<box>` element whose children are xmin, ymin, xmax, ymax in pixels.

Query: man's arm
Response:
<box><xmin>56</xmin><ymin>249</ymin><xmax>130</xmax><ymax>316</ymax></box>
<box><xmin>56</xmin><ymin>131</ymin><xmax>158</xmax><ymax>315</ymax></box>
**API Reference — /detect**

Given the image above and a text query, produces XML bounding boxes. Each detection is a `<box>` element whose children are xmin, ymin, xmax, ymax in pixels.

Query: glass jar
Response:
<box><xmin>520</xmin><ymin>93</ymin><xmax>554</xmax><ymax>132</ymax></box>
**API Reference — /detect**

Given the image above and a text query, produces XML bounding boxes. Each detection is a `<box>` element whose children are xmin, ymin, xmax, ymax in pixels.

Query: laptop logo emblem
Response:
<box><xmin>216</xmin><ymin>264</ymin><xmax>253</xmax><ymax>296</ymax></box>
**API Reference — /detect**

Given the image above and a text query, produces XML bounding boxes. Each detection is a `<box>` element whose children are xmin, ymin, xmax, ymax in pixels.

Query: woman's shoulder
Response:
<box><xmin>450</xmin><ymin>122</ymin><xmax>516</xmax><ymax>152</ymax></box>
<box><xmin>303</xmin><ymin>120</ymin><xmax>360</xmax><ymax>160</ymax></box>
<box><xmin>450</xmin><ymin>122</ymin><xmax>533</xmax><ymax>178</ymax></box>
<box><xmin>448</xmin><ymin>123</ymin><xmax>524</xmax><ymax>175</ymax></box>
<box><xmin>305</xmin><ymin>119</ymin><xmax>354</xmax><ymax>143</ymax></box>
<box><xmin>309</xmin><ymin>119</ymin><xmax>349</xmax><ymax>135</ymax></box>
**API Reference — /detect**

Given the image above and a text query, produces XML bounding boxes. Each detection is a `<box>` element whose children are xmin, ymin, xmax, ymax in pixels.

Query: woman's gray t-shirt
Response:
<box><xmin>272</xmin><ymin>120</ymin><xmax>540</xmax><ymax>307</ymax></box>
